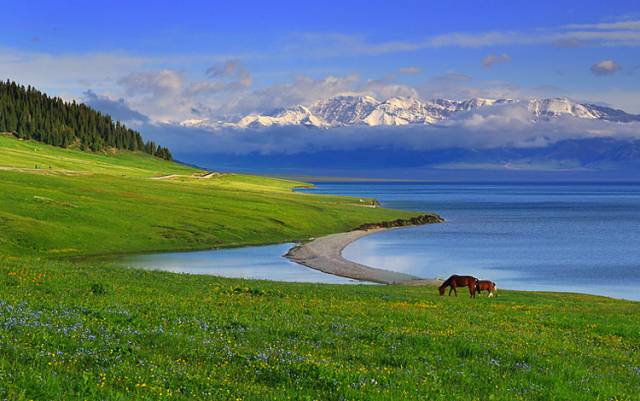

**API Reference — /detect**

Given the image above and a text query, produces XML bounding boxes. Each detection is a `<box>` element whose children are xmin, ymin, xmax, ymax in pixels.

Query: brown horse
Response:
<box><xmin>439</xmin><ymin>275</ymin><xmax>478</xmax><ymax>298</ymax></box>
<box><xmin>476</xmin><ymin>280</ymin><xmax>497</xmax><ymax>297</ymax></box>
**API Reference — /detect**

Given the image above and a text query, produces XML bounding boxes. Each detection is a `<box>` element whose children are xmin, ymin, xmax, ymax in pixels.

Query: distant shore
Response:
<box><xmin>286</xmin><ymin>214</ymin><xmax>444</xmax><ymax>285</ymax></box>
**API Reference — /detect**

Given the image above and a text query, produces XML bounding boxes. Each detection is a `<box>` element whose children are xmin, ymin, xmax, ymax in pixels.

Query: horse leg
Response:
<box><xmin>453</xmin><ymin>285</ymin><xmax>458</xmax><ymax>296</ymax></box>
<box><xmin>469</xmin><ymin>285</ymin><xmax>475</xmax><ymax>298</ymax></box>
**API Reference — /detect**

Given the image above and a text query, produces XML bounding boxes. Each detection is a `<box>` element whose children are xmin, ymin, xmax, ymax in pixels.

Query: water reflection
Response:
<box><xmin>122</xmin><ymin>243</ymin><xmax>362</xmax><ymax>284</ymax></box>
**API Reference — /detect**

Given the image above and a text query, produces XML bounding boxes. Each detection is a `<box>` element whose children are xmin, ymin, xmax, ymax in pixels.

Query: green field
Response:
<box><xmin>1</xmin><ymin>135</ymin><xmax>639</xmax><ymax>400</ymax></box>
<box><xmin>0</xmin><ymin>135</ymin><xmax>416</xmax><ymax>257</ymax></box>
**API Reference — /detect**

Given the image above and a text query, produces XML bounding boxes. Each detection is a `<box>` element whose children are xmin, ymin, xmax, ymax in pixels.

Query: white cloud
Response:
<box><xmin>590</xmin><ymin>59</ymin><xmax>622</xmax><ymax>75</ymax></box>
<box><xmin>115</xmin><ymin>70</ymin><xmax>190</xmax><ymax>122</ymax></box>
<box><xmin>426</xmin><ymin>31</ymin><xmax>534</xmax><ymax>48</ymax></box>
<box><xmin>0</xmin><ymin>48</ymin><xmax>155</xmax><ymax>92</ymax></box>
<box><xmin>286</xmin><ymin>19</ymin><xmax>640</xmax><ymax>58</ymax></box>
<box><xmin>82</xmin><ymin>90</ymin><xmax>149</xmax><ymax>123</ymax></box>
<box><xmin>561</xmin><ymin>29</ymin><xmax>640</xmax><ymax>47</ymax></box>
<box><xmin>286</xmin><ymin>31</ymin><xmax>529</xmax><ymax>57</ymax></box>
<box><xmin>0</xmin><ymin>48</ymin><xmax>259</xmax><ymax>121</ymax></box>
<box><xmin>361</xmin><ymin>79</ymin><xmax>418</xmax><ymax>99</ymax></box>
<box><xmin>110</xmin><ymin>60</ymin><xmax>256</xmax><ymax>122</ymax></box>
<box><xmin>563</xmin><ymin>20</ymin><xmax>640</xmax><ymax>30</ymax></box>
<box><xmin>89</xmin><ymin>70</ymin><xmax>420</xmax><ymax>123</ymax></box>
<box><xmin>215</xmin><ymin>74</ymin><xmax>419</xmax><ymax>118</ymax></box>
<box><xmin>218</xmin><ymin>74</ymin><xmax>360</xmax><ymax>117</ymax></box>
<box><xmin>204</xmin><ymin>59</ymin><xmax>252</xmax><ymax>89</ymax></box>
<box><xmin>118</xmin><ymin>69</ymin><xmax>184</xmax><ymax>96</ymax></box>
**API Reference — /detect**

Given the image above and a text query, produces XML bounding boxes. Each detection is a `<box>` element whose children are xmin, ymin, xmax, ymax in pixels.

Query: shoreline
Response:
<box><xmin>286</xmin><ymin>226</ymin><xmax>441</xmax><ymax>285</ymax></box>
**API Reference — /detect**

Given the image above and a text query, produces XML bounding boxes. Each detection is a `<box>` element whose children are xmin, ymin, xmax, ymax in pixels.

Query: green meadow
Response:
<box><xmin>1</xmin><ymin>135</ymin><xmax>639</xmax><ymax>400</ymax></box>
<box><xmin>0</xmin><ymin>135</ymin><xmax>416</xmax><ymax>257</ymax></box>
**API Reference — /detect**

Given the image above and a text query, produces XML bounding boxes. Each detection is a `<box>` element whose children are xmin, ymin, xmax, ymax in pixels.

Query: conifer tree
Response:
<box><xmin>0</xmin><ymin>80</ymin><xmax>172</xmax><ymax>160</ymax></box>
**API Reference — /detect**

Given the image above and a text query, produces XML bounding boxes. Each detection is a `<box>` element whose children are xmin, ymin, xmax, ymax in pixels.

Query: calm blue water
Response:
<box><xmin>304</xmin><ymin>182</ymin><xmax>640</xmax><ymax>301</ymax></box>
<box><xmin>123</xmin><ymin>182</ymin><xmax>640</xmax><ymax>300</ymax></box>
<box><xmin>122</xmin><ymin>243</ymin><xmax>360</xmax><ymax>284</ymax></box>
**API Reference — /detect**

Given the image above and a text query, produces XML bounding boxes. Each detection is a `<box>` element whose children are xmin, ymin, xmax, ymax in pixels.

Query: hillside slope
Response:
<box><xmin>0</xmin><ymin>135</ymin><xmax>416</xmax><ymax>257</ymax></box>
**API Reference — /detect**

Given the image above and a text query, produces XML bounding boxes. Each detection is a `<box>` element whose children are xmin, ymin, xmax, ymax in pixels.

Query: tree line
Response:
<box><xmin>0</xmin><ymin>80</ymin><xmax>172</xmax><ymax>160</ymax></box>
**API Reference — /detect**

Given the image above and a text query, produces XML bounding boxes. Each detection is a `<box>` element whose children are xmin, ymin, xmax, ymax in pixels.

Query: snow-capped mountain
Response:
<box><xmin>312</xmin><ymin>95</ymin><xmax>379</xmax><ymax>125</ymax></box>
<box><xmin>180</xmin><ymin>95</ymin><xmax>640</xmax><ymax>130</ymax></box>
<box><xmin>527</xmin><ymin>98</ymin><xmax>600</xmax><ymax>120</ymax></box>
<box><xmin>362</xmin><ymin>97</ymin><xmax>439</xmax><ymax>126</ymax></box>
<box><xmin>236</xmin><ymin>105</ymin><xmax>327</xmax><ymax>129</ymax></box>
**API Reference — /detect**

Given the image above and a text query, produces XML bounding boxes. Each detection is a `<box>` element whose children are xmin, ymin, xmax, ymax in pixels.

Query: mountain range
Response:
<box><xmin>180</xmin><ymin>95</ymin><xmax>640</xmax><ymax>130</ymax></box>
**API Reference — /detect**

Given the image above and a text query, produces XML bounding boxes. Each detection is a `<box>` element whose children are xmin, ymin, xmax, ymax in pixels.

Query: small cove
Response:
<box><xmin>120</xmin><ymin>242</ymin><xmax>362</xmax><ymax>284</ymax></box>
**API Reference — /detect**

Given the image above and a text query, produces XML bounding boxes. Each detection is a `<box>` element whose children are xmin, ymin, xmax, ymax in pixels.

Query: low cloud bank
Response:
<box><xmin>83</xmin><ymin>90</ymin><xmax>149</xmax><ymax>123</ymax></box>
<box><xmin>140</xmin><ymin>103</ymin><xmax>640</xmax><ymax>156</ymax></box>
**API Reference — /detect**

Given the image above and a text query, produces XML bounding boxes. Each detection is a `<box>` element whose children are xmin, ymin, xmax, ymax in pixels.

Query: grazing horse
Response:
<box><xmin>476</xmin><ymin>280</ymin><xmax>497</xmax><ymax>297</ymax></box>
<box><xmin>439</xmin><ymin>275</ymin><xmax>478</xmax><ymax>298</ymax></box>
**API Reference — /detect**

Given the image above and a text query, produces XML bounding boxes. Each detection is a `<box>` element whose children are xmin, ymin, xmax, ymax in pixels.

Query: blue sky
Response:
<box><xmin>2</xmin><ymin>0</ymin><xmax>639</xmax><ymax>123</ymax></box>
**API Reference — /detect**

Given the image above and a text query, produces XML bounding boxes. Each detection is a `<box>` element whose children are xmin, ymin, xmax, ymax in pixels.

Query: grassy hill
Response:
<box><xmin>0</xmin><ymin>134</ymin><xmax>416</xmax><ymax>257</ymax></box>
<box><xmin>1</xmin><ymin>134</ymin><xmax>639</xmax><ymax>400</ymax></box>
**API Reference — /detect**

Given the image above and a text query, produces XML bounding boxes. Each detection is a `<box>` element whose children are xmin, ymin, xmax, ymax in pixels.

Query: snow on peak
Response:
<box><xmin>237</xmin><ymin>105</ymin><xmax>328</xmax><ymax>128</ymax></box>
<box><xmin>180</xmin><ymin>95</ymin><xmax>638</xmax><ymax>130</ymax></box>
<box><xmin>363</xmin><ymin>97</ymin><xmax>438</xmax><ymax>126</ymax></box>
<box><xmin>527</xmin><ymin>97</ymin><xmax>600</xmax><ymax>120</ymax></box>
<box><xmin>311</xmin><ymin>95</ymin><xmax>380</xmax><ymax>126</ymax></box>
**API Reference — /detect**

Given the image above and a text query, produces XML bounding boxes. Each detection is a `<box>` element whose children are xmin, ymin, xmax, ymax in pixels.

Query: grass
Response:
<box><xmin>1</xmin><ymin>135</ymin><xmax>639</xmax><ymax>400</ymax></box>
<box><xmin>0</xmin><ymin>134</ymin><xmax>196</xmax><ymax>177</ymax></box>
<box><xmin>0</xmin><ymin>257</ymin><xmax>638</xmax><ymax>400</ymax></box>
<box><xmin>0</xmin><ymin>135</ymin><xmax>416</xmax><ymax>257</ymax></box>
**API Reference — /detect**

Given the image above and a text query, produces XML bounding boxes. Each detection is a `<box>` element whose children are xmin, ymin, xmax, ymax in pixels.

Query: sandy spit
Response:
<box><xmin>286</xmin><ymin>228</ymin><xmax>440</xmax><ymax>285</ymax></box>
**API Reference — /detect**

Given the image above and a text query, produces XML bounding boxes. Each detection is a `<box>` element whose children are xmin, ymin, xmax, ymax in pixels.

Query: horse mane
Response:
<box><xmin>440</xmin><ymin>274</ymin><xmax>458</xmax><ymax>288</ymax></box>
<box><xmin>439</xmin><ymin>276</ymin><xmax>452</xmax><ymax>289</ymax></box>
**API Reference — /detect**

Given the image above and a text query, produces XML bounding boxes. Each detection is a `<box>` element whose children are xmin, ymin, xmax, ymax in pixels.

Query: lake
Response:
<box><xmin>305</xmin><ymin>182</ymin><xmax>640</xmax><ymax>301</ymax></box>
<box><xmin>123</xmin><ymin>182</ymin><xmax>640</xmax><ymax>301</ymax></box>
